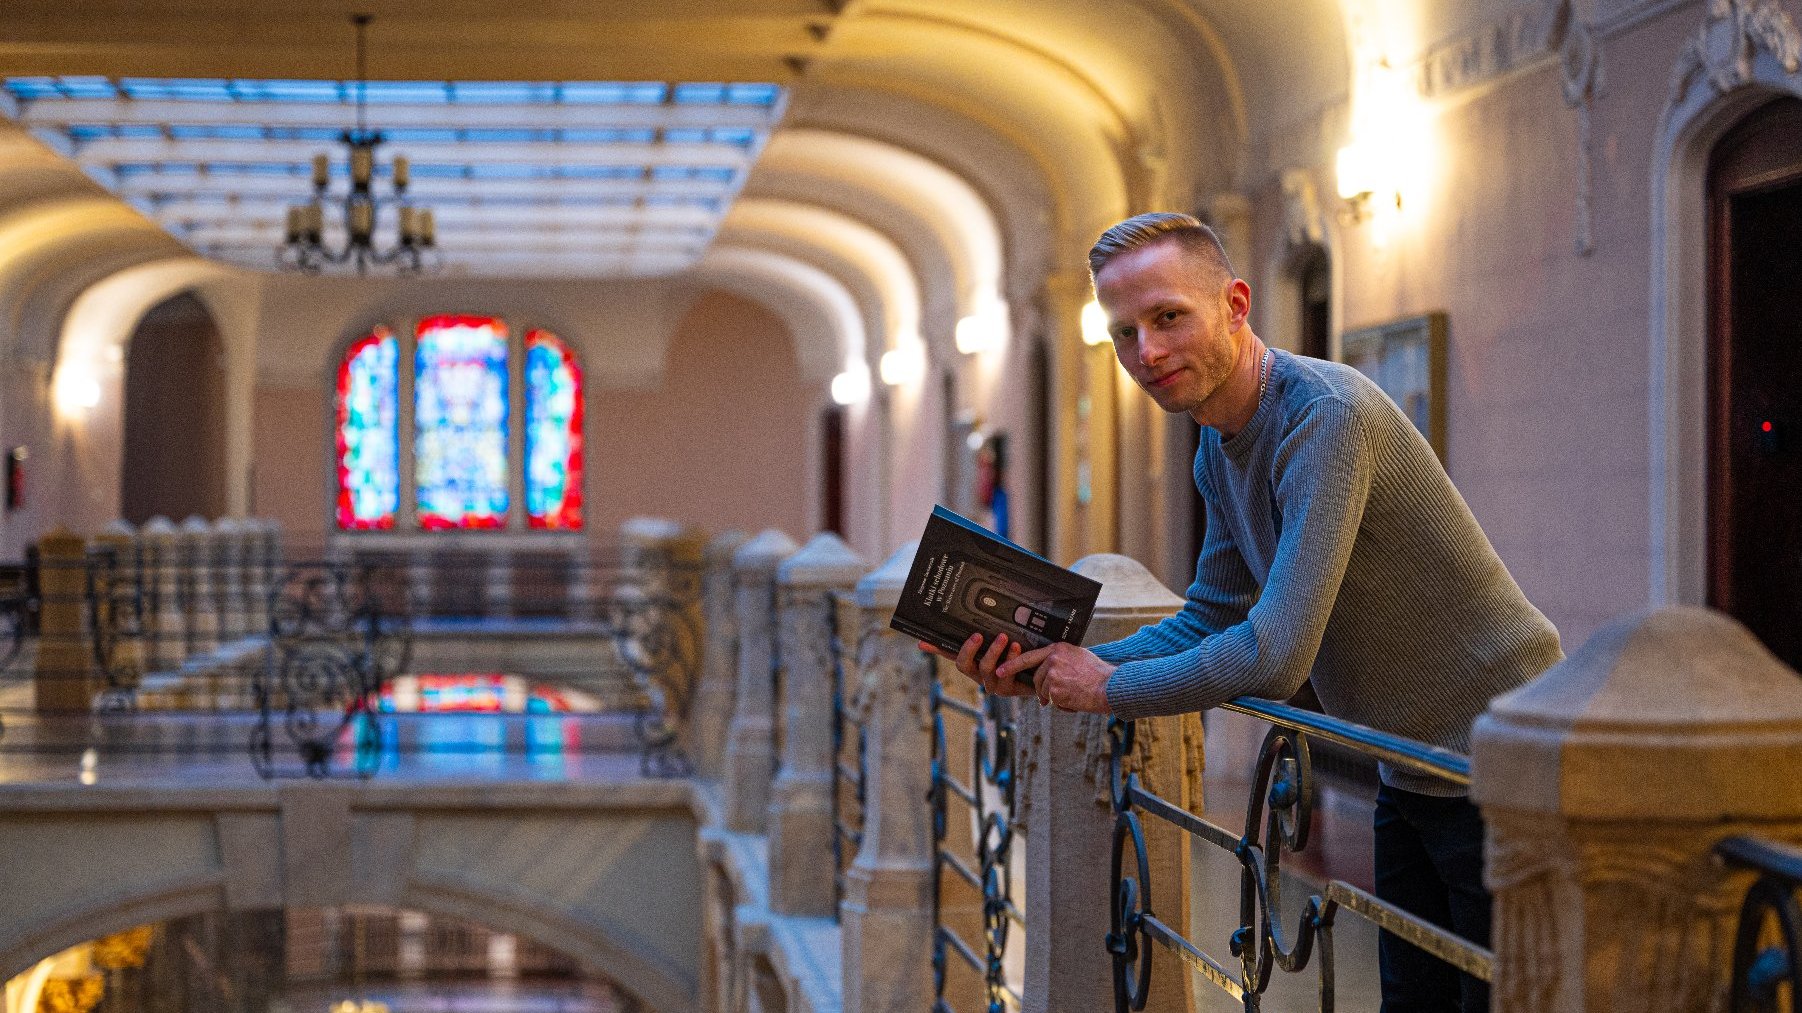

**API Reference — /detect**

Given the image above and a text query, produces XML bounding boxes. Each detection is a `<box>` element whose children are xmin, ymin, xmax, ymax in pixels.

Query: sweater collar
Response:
<box><xmin>1217</xmin><ymin>347</ymin><xmax>1282</xmax><ymax>460</ymax></box>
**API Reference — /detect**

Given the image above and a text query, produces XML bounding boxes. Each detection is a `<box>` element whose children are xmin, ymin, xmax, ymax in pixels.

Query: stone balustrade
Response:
<box><xmin>685</xmin><ymin>527</ymin><xmax>1802</xmax><ymax>1013</ymax></box>
<box><xmin>23</xmin><ymin>516</ymin><xmax>286</xmax><ymax>714</ymax></box>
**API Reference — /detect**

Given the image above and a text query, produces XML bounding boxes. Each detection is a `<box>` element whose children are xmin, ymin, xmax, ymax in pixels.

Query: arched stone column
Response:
<box><xmin>724</xmin><ymin>529</ymin><xmax>799</xmax><ymax>834</ymax></box>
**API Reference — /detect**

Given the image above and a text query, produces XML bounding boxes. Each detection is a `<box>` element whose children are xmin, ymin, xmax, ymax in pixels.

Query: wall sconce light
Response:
<box><xmin>830</xmin><ymin>364</ymin><xmax>871</xmax><ymax>405</ymax></box>
<box><xmin>879</xmin><ymin>344</ymin><xmax>925</xmax><ymax>387</ymax></box>
<box><xmin>1080</xmin><ymin>299</ymin><xmax>1110</xmax><ymax>346</ymax></box>
<box><xmin>1335</xmin><ymin>59</ymin><xmax>1427</xmax><ymax>227</ymax></box>
<box><xmin>955</xmin><ymin>298</ymin><xmax>1009</xmax><ymax>355</ymax></box>
<box><xmin>52</xmin><ymin>364</ymin><xmax>102</xmax><ymax>416</ymax></box>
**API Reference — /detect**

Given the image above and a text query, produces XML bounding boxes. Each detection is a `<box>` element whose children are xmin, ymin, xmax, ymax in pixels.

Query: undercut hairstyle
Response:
<box><xmin>1088</xmin><ymin>212</ymin><xmax>1235</xmax><ymax>285</ymax></box>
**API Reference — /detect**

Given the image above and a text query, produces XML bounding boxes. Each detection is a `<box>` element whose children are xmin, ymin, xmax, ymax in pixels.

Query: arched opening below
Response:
<box><xmin>120</xmin><ymin>291</ymin><xmax>228</xmax><ymax>524</ymax></box>
<box><xmin>3</xmin><ymin>905</ymin><xmax>646</xmax><ymax>1013</ymax></box>
<box><xmin>1705</xmin><ymin>95</ymin><xmax>1802</xmax><ymax>670</ymax></box>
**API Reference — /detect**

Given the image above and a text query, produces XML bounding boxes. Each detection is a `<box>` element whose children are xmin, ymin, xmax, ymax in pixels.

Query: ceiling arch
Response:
<box><xmin>720</xmin><ymin>198</ymin><xmax>923</xmax><ymax>361</ymax></box>
<box><xmin>691</xmin><ymin>244</ymin><xmax>865</xmax><ymax>384</ymax></box>
<box><xmin>748</xmin><ymin>128</ymin><xmax>1006</xmax><ymax>348</ymax></box>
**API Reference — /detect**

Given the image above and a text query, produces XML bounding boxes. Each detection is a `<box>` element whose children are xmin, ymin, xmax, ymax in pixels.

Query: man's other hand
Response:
<box><xmin>918</xmin><ymin>633</ymin><xmax>1033</xmax><ymax>698</ymax></box>
<box><xmin>998</xmin><ymin>642</ymin><xmax>1114</xmax><ymax>713</ymax></box>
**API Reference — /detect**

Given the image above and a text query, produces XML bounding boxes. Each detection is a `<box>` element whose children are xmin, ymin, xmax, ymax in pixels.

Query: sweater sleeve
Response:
<box><xmin>1104</xmin><ymin>397</ymin><xmax>1374</xmax><ymax>719</ymax></box>
<box><xmin>1089</xmin><ymin>491</ymin><xmax>1258</xmax><ymax>664</ymax></box>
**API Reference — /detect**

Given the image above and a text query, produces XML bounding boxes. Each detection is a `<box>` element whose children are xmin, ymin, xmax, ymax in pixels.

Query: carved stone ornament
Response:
<box><xmin>1668</xmin><ymin>0</ymin><xmax>1802</xmax><ymax>108</ymax></box>
<box><xmin>853</xmin><ymin>627</ymin><xmax>932</xmax><ymax>729</ymax></box>
<box><xmin>1420</xmin><ymin>0</ymin><xmax>1574</xmax><ymax>99</ymax></box>
<box><xmin>1279</xmin><ymin>168</ymin><xmax>1325</xmax><ymax>254</ymax></box>
<box><xmin>1560</xmin><ymin>9</ymin><xmax>1603</xmax><ymax>256</ymax></box>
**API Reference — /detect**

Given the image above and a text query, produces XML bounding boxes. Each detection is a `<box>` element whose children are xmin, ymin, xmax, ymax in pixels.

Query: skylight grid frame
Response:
<box><xmin>3</xmin><ymin>74</ymin><xmax>784</xmax><ymax>277</ymax></box>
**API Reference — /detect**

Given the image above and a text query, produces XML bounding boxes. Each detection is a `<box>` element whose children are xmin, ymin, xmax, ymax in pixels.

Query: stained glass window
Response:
<box><xmin>414</xmin><ymin>315</ymin><xmax>510</xmax><ymax>529</ymax></box>
<box><xmin>334</xmin><ymin>327</ymin><xmax>399</xmax><ymax>530</ymax></box>
<box><xmin>524</xmin><ymin>329</ymin><xmax>584</xmax><ymax>530</ymax></box>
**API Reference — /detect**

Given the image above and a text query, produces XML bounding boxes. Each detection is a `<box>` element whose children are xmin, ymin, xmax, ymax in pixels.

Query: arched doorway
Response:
<box><xmin>1294</xmin><ymin>244</ymin><xmax>1332</xmax><ymax>360</ymax></box>
<box><xmin>1706</xmin><ymin>96</ymin><xmax>1802</xmax><ymax>670</ymax></box>
<box><xmin>120</xmin><ymin>291</ymin><xmax>228</xmax><ymax>524</ymax></box>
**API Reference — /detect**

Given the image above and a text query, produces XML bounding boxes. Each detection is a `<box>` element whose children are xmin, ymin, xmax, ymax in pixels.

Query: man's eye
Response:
<box><xmin>1114</xmin><ymin>327</ymin><xmax>1135</xmax><ymax>341</ymax></box>
<box><xmin>1160</xmin><ymin>310</ymin><xmax>1180</xmax><ymax>323</ymax></box>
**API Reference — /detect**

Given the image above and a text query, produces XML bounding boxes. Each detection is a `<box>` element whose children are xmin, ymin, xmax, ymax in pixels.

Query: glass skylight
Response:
<box><xmin>3</xmin><ymin>75</ymin><xmax>785</xmax><ymax>276</ymax></box>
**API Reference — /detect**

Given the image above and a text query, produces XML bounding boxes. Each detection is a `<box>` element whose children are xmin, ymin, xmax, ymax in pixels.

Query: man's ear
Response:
<box><xmin>1226</xmin><ymin>277</ymin><xmax>1252</xmax><ymax>330</ymax></box>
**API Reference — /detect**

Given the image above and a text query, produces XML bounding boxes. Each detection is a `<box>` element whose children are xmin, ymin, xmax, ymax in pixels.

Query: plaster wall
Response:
<box><xmin>251</xmin><ymin>281</ymin><xmax>818</xmax><ymax>545</ymax></box>
<box><xmin>1217</xmin><ymin>1</ymin><xmax>1744</xmax><ymax>647</ymax></box>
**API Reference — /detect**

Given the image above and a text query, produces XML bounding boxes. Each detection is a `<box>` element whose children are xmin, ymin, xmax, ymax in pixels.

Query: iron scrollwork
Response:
<box><xmin>1718</xmin><ymin>835</ymin><xmax>1802</xmax><ymax>1013</ymax></box>
<box><xmin>930</xmin><ymin>672</ymin><xmax>1023</xmax><ymax>1012</ymax></box>
<box><xmin>253</xmin><ymin>560</ymin><xmax>412</xmax><ymax>780</ymax></box>
<box><xmin>84</xmin><ymin>544</ymin><xmax>145</xmax><ymax>713</ymax></box>
<box><xmin>1105</xmin><ymin>704</ymin><xmax>1490</xmax><ymax>1013</ymax></box>
<box><xmin>601</xmin><ymin>560</ymin><xmax>700</xmax><ymax>777</ymax></box>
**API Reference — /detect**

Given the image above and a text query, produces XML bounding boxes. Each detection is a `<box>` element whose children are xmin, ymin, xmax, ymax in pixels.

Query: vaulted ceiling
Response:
<box><xmin>0</xmin><ymin>0</ymin><xmax>1351</xmax><ymax>291</ymax></box>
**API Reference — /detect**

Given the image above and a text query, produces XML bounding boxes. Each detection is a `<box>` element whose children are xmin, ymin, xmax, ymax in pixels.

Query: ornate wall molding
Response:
<box><xmin>1561</xmin><ymin>16</ymin><xmax>1604</xmax><ymax>255</ymax></box>
<box><xmin>1420</xmin><ymin>0</ymin><xmax>1573</xmax><ymax>100</ymax></box>
<box><xmin>1668</xmin><ymin>0</ymin><xmax>1802</xmax><ymax>107</ymax></box>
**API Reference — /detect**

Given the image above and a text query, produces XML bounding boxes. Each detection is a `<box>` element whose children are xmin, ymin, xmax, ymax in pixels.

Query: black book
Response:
<box><xmin>891</xmin><ymin>505</ymin><xmax>1103</xmax><ymax>660</ymax></box>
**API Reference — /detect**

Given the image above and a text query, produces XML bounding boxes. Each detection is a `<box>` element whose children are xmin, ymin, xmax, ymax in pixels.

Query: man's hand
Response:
<box><xmin>918</xmin><ymin>633</ymin><xmax>1032</xmax><ymax>698</ymax></box>
<box><xmin>997</xmin><ymin>642</ymin><xmax>1115</xmax><ymax>713</ymax></box>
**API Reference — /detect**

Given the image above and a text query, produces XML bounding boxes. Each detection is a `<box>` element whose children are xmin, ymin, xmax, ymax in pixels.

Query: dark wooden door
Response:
<box><xmin>1707</xmin><ymin>96</ymin><xmax>1802</xmax><ymax>670</ymax></box>
<box><xmin>821</xmin><ymin>404</ymin><xmax>845</xmax><ymax>537</ymax></box>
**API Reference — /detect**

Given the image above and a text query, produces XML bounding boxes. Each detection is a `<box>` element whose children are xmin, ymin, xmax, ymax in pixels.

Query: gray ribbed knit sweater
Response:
<box><xmin>1096</xmin><ymin>349</ymin><xmax>1562</xmax><ymax>795</ymax></box>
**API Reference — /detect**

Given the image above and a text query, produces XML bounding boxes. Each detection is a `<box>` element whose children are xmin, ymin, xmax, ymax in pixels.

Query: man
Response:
<box><xmin>924</xmin><ymin>212</ymin><xmax>1562</xmax><ymax>1012</ymax></box>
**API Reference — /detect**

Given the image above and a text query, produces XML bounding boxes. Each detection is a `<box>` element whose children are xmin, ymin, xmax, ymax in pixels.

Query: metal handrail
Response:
<box><xmin>1105</xmin><ymin>699</ymin><xmax>1490</xmax><ymax>1012</ymax></box>
<box><xmin>1717</xmin><ymin>835</ymin><xmax>1802</xmax><ymax>1012</ymax></box>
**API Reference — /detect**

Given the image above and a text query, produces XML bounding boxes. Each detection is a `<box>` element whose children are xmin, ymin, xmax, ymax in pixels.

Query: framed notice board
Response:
<box><xmin>1340</xmin><ymin>311</ymin><xmax>1447</xmax><ymax>461</ymax></box>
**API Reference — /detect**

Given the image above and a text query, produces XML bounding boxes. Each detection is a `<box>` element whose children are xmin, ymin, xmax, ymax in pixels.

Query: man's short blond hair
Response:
<box><xmin>1088</xmin><ymin>212</ymin><xmax>1235</xmax><ymax>284</ymax></box>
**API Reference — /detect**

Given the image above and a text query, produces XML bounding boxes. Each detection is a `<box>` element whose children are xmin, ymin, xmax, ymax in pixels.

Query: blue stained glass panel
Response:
<box><xmin>414</xmin><ymin>315</ymin><xmax>510</xmax><ymax>529</ymax></box>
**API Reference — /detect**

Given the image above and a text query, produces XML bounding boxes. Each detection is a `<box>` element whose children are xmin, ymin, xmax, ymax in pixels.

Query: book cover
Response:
<box><xmin>891</xmin><ymin>505</ymin><xmax>1102</xmax><ymax>659</ymax></box>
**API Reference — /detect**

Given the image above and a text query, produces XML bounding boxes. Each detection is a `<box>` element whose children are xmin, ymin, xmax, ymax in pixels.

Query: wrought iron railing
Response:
<box><xmin>0</xmin><ymin>539</ymin><xmax>702</xmax><ymax>781</ymax></box>
<box><xmin>1104</xmin><ymin>696</ymin><xmax>1491</xmax><ymax>1012</ymax></box>
<box><xmin>829</xmin><ymin>591</ymin><xmax>867</xmax><ymax>918</ymax></box>
<box><xmin>929</xmin><ymin>674</ymin><xmax>1023</xmax><ymax>1011</ymax></box>
<box><xmin>1718</xmin><ymin>834</ymin><xmax>1802</xmax><ymax>1013</ymax></box>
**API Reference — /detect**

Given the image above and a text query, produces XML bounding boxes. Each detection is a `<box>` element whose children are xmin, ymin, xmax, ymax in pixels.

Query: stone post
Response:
<box><xmin>213</xmin><ymin>517</ymin><xmax>246</xmax><ymax>641</ymax></box>
<box><xmin>242</xmin><ymin>518</ymin><xmax>272</xmax><ymax>636</ymax></box>
<box><xmin>723</xmin><ymin>529</ymin><xmax>798</xmax><ymax>834</ymax></box>
<box><xmin>841</xmin><ymin>541</ymin><xmax>938</xmax><ymax>1012</ymax></box>
<box><xmin>141</xmin><ymin>516</ymin><xmax>185</xmax><ymax>671</ymax></box>
<box><xmin>692</xmin><ymin>530</ymin><xmax>749</xmax><ymax>779</ymax></box>
<box><xmin>768</xmin><ymin>532</ymin><xmax>866</xmax><ymax>916</ymax></box>
<box><xmin>1022</xmin><ymin>553</ymin><xmax>1196</xmax><ymax>1012</ymax></box>
<box><xmin>180</xmin><ymin>516</ymin><xmax>221</xmax><ymax>658</ymax></box>
<box><xmin>31</xmin><ymin>528</ymin><xmax>95</xmax><ymax>713</ymax></box>
<box><xmin>1473</xmin><ymin>606</ymin><xmax>1802</xmax><ymax>1012</ymax></box>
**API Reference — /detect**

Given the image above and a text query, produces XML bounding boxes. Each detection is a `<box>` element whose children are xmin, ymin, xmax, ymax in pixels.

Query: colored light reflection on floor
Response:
<box><xmin>378</xmin><ymin>673</ymin><xmax>576</xmax><ymax>714</ymax></box>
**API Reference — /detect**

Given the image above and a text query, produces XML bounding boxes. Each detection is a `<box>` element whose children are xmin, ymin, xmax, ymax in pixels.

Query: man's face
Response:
<box><xmin>1094</xmin><ymin>239</ymin><xmax>1241</xmax><ymax>418</ymax></box>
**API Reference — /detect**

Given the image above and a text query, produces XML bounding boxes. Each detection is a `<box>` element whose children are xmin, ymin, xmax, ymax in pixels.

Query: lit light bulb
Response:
<box><xmin>830</xmin><ymin>366</ymin><xmax>871</xmax><ymax>405</ymax></box>
<box><xmin>53</xmin><ymin>365</ymin><xmax>102</xmax><ymax>415</ymax></box>
<box><xmin>879</xmin><ymin>345</ymin><xmax>925</xmax><ymax>386</ymax></box>
<box><xmin>1080</xmin><ymin>300</ymin><xmax>1111</xmax><ymax>346</ymax></box>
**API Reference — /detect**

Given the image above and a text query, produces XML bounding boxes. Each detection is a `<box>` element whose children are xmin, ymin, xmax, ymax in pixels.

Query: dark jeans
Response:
<box><xmin>1374</xmin><ymin>784</ymin><xmax>1491</xmax><ymax>1013</ymax></box>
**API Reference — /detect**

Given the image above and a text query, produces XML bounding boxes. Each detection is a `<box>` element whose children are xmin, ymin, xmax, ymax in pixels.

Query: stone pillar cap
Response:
<box><xmin>214</xmin><ymin>517</ymin><xmax>242</xmax><ymax>533</ymax></box>
<box><xmin>180</xmin><ymin>515</ymin><xmax>212</xmax><ymax>533</ymax></box>
<box><xmin>1073</xmin><ymin>553</ymin><xmax>1184</xmax><ymax>618</ymax></box>
<box><xmin>142</xmin><ymin>516</ymin><xmax>177</xmax><ymax>535</ymax></box>
<box><xmin>854</xmin><ymin>540</ymin><xmax>918</xmax><ymax>609</ymax></box>
<box><xmin>778</xmin><ymin>531</ymin><xmax>865</xmax><ymax>587</ymax></box>
<box><xmin>706</xmin><ymin>529</ymin><xmax>751</xmax><ymax>563</ymax></box>
<box><xmin>1473</xmin><ymin>606</ymin><xmax>1802</xmax><ymax>821</ymax></box>
<box><xmin>102</xmin><ymin>519</ymin><xmax>135</xmax><ymax>537</ymax></box>
<box><xmin>732</xmin><ymin>528</ymin><xmax>799</xmax><ymax>573</ymax></box>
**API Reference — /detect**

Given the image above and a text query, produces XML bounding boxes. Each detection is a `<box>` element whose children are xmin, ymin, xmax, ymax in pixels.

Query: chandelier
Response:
<box><xmin>282</xmin><ymin>14</ymin><xmax>436</xmax><ymax>274</ymax></box>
